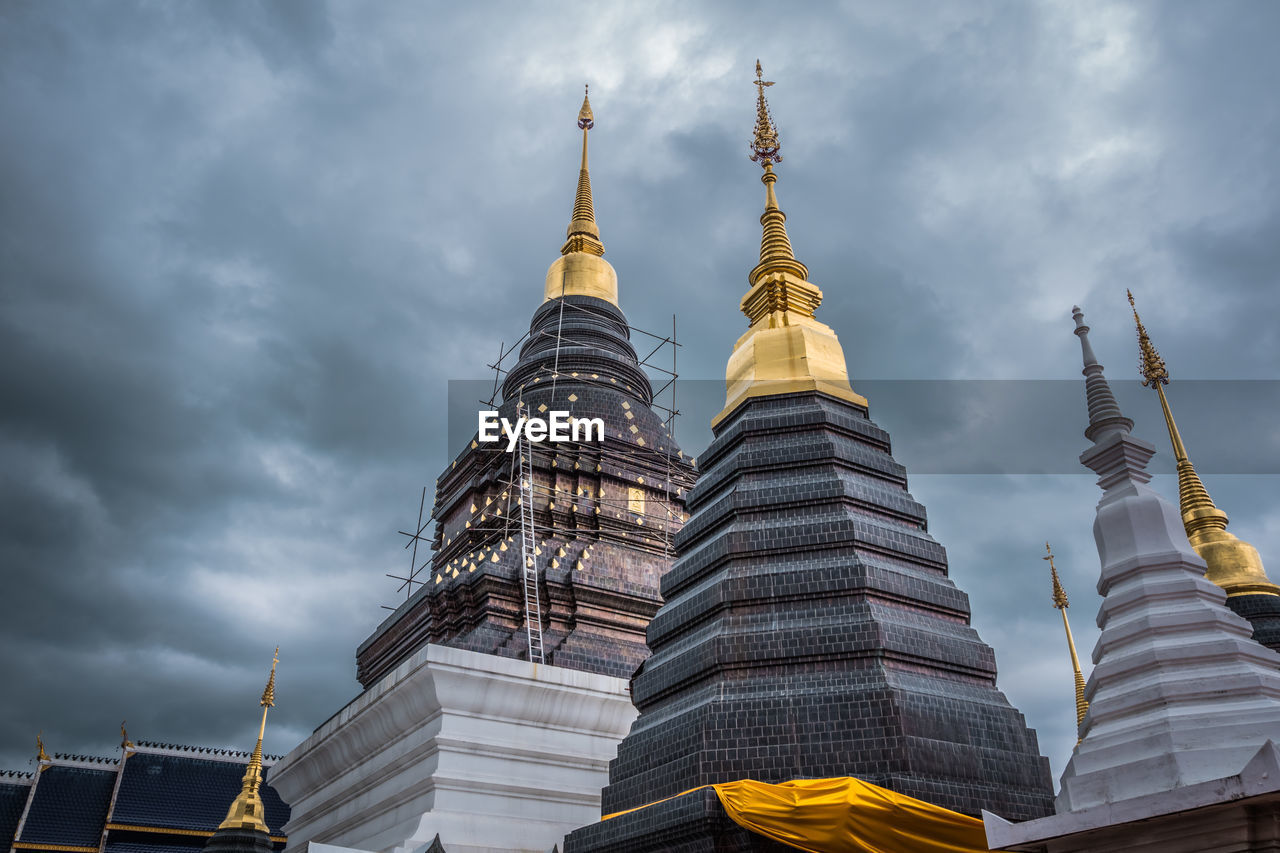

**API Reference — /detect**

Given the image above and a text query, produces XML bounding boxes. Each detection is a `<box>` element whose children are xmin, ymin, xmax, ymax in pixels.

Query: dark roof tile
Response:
<box><xmin>0</xmin><ymin>780</ymin><xmax>33</xmax><ymax>852</ymax></box>
<box><xmin>111</xmin><ymin>753</ymin><xmax>288</xmax><ymax>835</ymax></box>
<box><xmin>18</xmin><ymin>765</ymin><xmax>116</xmax><ymax>847</ymax></box>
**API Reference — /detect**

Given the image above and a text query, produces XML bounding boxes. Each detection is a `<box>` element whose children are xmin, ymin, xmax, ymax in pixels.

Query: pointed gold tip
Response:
<box><xmin>1043</xmin><ymin>542</ymin><xmax>1068</xmax><ymax>609</ymax></box>
<box><xmin>1042</xmin><ymin>544</ymin><xmax>1089</xmax><ymax>729</ymax></box>
<box><xmin>36</xmin><ymin>731</ymin><xmax>49</xmax><ymax>763</ymax></box>
<box><xmin>1128</xmin><ymin>290</ymin><xmax>1169</xmax><ymax>388</ymax></box>
<box><xmin>749</xmin><ymin>60</ymin><xmax>780</xmax><ymax>167</ymax></box>
<box><xmin>260</xmin><ymin>647</ymin><xmax>278</xmax><ymax>708</ymax></box>
<box><xmin>578</xmin><ymin>84</ymin><xmax>594</xmax><ymax>129</ymax></box>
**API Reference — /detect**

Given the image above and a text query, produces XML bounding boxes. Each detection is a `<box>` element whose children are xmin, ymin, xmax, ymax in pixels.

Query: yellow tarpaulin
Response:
<box><xmin>604</xmin><ymin>776</ymin><xmax>989</xmax><ymax>853</ymax></box>
<box><xmin>712</xmin><ymin>777</ymin><xmax>989</xmax><ymax>853</ymax></box>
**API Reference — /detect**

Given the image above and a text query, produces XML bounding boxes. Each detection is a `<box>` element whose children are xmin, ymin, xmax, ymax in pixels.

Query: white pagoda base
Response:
<box><xmin>269</xmin><ymin>643</ymin><xmax>637</xmax><ymax>853</ymax></box>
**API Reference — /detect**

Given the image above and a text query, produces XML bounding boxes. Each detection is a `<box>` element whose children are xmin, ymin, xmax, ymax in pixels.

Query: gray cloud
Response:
<box><xmin>3</xmin><ymin>0</ymin><xmax>1279</xmax><ymax>792</ymax></box>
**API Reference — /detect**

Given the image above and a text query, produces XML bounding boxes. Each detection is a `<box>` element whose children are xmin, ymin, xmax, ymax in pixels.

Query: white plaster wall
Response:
<box><xmin>270</xmin><ymin>644</ymin><xmax>637</xmax><ymax>853</ymax></box>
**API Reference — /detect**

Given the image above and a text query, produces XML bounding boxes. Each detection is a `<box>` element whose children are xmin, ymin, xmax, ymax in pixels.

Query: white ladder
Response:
<box><xmin>517</xmin><ymin>432</ymin><xmax>544</xmax><ymax>664</ymax></box>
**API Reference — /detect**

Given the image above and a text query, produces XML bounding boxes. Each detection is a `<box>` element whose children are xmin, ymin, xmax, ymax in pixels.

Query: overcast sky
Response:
<box><xmin>3</xmin><ymin>1</ymin><xmax>1279</xmax><ymax>796</ymax></box>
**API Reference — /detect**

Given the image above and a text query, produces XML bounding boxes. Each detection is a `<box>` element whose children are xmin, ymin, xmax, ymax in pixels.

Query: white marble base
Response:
<box><xmin>985</xmin><ymin>740</ymin><xmax>1280</xmax><ymax>852</ymax></box>
<box><xmin>270</xmin><ymin>644</ymin><xmax>637</xmax><ymax>853</ymax></box>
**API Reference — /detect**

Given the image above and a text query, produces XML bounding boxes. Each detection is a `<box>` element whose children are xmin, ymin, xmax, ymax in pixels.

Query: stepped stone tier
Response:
<box><xmin>985</xmin><ymin>307</ymin><xmax>1280</xmax><ymax>852</ymax></box>
<box><xmin>355</xmin><ymin>93</ymin><xmax>694</xmax><ymax>688</ymax></box>
<box><xmin>566</xmin><ymin>63</ymin><xmax>1053</xmax><ymax>853</ymax></box>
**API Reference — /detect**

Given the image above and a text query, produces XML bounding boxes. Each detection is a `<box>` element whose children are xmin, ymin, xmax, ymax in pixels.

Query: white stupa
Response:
<box><xmin>985</xmin><ymin>306</ymin><xmax>1280</xmax><ymax>852</ymax></box>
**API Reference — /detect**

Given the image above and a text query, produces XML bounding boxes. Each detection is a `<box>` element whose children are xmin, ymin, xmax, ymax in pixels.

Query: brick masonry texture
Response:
<box><xmin>1228</xmin><ymin>593</ymin><xmax>1280</xmax><ymax>653</ymax></box>
<box><xmin>356</xmin><ymin>296</ymin><xmax>696</xmax><ymax>686</ymax></box>
<box><xmin>567</xmin><ymin>391</ymin><xmax>1054</xmax><ymax>852</ymax></box>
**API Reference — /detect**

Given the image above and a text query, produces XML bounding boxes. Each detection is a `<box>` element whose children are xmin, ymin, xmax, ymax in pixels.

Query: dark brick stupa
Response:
<box><xmin>566</xmin><ymin>66</ymin><xmax>1053</xmax><ymax>852</ymax></box>
<box><xmin>355</xmin><ymin>88</ymin><xmax>695</xmax><ymax>686</ymax></box>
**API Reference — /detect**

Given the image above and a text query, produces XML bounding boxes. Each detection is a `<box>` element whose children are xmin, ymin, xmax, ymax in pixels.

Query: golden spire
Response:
<box><xmin>120</xmin><ymin>720</ymin><xmax>134</xmax><ymax>751</ymax></box>
<box><xmin>562</xmin><ymin>85</ymin><xmax>604</xmax><ymax>257</ymax></box>
<box><xmin>36</xmin><ymin>732</ymin><xmax>49</xmax><ymax>763</ymax></box>
<box><xmin>217</xmin><ymin>648</ymin><xmax>279</xmax><ymax>834</ymax></box>
<box><xmin>1128</xmin><ymin>290</ymin><xmax>1279</xmax><ymax>597</ymax></box>
<box><xmin>748</xmin><ymin>60</ymin><xmax>807</xmax><ymax>285</ymax></box>
<box><xmin>715</xmin><ymin>61</ymin><xmax>864</xmax><ymax>426</ymax></box>
<box><xmin>1044</xmin><ymin>543</ymin><xmax>1088</xmax><ymax>734</ymax></box>
<box><xmin>544</xmin><ymin>85</ymin><xmax>618</xmax><ymax>305</ymax></box>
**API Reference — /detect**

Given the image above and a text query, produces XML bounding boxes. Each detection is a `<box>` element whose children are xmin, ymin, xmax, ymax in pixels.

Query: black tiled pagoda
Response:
<box><xmin>567</xmin><ymin>68</ymin><xmax>1053</xmax><ymax>852</ymax></box>
<box><xmin>356</xmin><ymin>94</ymin><xmax>695</xmax><ymax>687</ymax></box>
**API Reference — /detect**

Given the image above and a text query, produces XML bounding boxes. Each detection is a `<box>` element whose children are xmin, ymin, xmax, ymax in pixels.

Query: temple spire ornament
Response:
<box><xmin>544</xmin><ymin>85</ymin><xmax>618</xmax><ymax>305</ymax></box>
<box><xmin>1128</xmin><ymin>290</ymin><xmax>1279</xmax><ymax>597</ymax></box>
<box><xmin>748</xmin><ymin>60</ymin><xmax>806</xmax><ymax>286</ymax></box>
<box><xmin>562</xmin><ymin>84</ymin><xmax>603</xmax><ymax>258</ymax></box>
<box><xmin>715</xmin><ymin>61</ymin><xmax>864</xmax><ymax>425</ymax></box>
<box><xmin>216</xmin><ymin>648</ymin><xmax>279</xmax><ymax>834</ymax></box>
<box><xmin>1044</xmin><ymin>542</ymin><xmax>1088</xmax><ymax>734</ymax></box>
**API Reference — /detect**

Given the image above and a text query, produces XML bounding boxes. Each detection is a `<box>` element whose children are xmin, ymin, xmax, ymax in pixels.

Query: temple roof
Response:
<box><xmin>0</xmin><ymin>778</ymin><xmax>32</xmax><ymax>853</ymax></box>
<box><xmin>17</xmin><ymin>764</ymin><xmax>116</xmax><ymax>849</ymax></box>
<box><xmin>111</xmin><ymin>751</ymin><xmax>289</xmax><ymax>836</ymax></box>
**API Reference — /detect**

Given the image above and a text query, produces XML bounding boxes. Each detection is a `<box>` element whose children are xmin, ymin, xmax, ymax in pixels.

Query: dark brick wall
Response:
<box><xmin>356</xmin><ymin>296</ymin><xmax>696</xmax><ymax>686</ymax></box>
<box><xmin>569</xmin><ymin>391</ymin><xmax>1053</xmax><ymax>851</ymax></box>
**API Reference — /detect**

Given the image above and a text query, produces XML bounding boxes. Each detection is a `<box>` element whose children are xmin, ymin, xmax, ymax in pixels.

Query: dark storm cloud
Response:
<box><xmin>2</xmin><ymin>0</ymin><xmax>1279</xmax><ymax>787</ymax></box>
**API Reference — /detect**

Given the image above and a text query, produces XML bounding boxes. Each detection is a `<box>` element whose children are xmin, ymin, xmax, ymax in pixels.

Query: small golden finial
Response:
<box><xmin>1128</xmin><ymin>291</ymin><xmax>1280</xmax><ymax>598</ymax></box>
<box><xmin>1128</xmin><ymin>290</ymin><xmax>1168</xmax><ymax>387</ymax></box>
<box><xmin>1044</xmin><ymin>542</ymin><xmax>1069</xmax><ymax>610</ymax></box>
<box><xmin>560</xmin><ymin>84</ymin><xmax>604</xmax><ymax>258</ymax></box>
<box><xmin>1044</xmin><ymin>543</ymin><xmax>1089</xmax><ymax>734</ymax></box>
<box><xmin>217</xmin><ymin>648</ymin><xmax>280</xmax><ymax>834</ymax></box>
<box><xmin>261</xmin><ymin>646</ymin><xmax>279</xmax><ymax>708</ymax></box>
<box><xmin>578</xmin><ymin>84</ymin><xmax>594</xmax><ymax>130</ymax></box>
<box><xmin>120</xmin><ymin>720</ymin><xmax>134</xmax><ymax>750</ymax></box>
<box><xmin>36</xmin><ymin>732</ymin><xmax>49</xmax><ymax>763</ymax></box>
<box><xmin>749</xmin><ymin>60</ymin><xmax>780</xmax><ymax>167</ymax></box>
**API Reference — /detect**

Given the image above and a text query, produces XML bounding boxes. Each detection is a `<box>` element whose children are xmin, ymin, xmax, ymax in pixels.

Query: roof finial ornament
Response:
<box><xmin>216</xmin><ymin>647</ymin><xmax>280</xmax><ymax>834</ymax></box>
<box><xmin>36</xmin><ymin>732</ymin><xmax>49</xmax><ymax>763</ymax></box>
<box><xmin>561</xmin><ymin>84</ymin><xmax>603</xmax><ymax>258</ymax></box>
<box><xmin>749</xmin><ymin>60</ymin><xmax>780</xmax><ymax>167</ymax></box>
<box><xmin>120</xmin><ymin>720</ymin><xmax>134</xmax><ymax>751</ymax></box>
<box><xmin>1128</xmin><ymin>291</ymin><xmax>1280</xmax><ymax>597</ymax></box>
<box><xmin>746</xmin><ymin>61</ymin><xmax>806</xmax><ymax>285</ymax></box>
<box><xmin>1044</xmin><ymin>542</ymin><xmax>1088</xmax><ymax>735</ymax></box>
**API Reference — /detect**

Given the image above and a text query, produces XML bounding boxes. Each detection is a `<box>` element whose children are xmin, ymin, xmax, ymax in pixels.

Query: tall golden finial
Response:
<box><xmin>747</xmin><ymin>60</ymin><xmax>806</xmax><ymax>284</ymax></box>
<box><xmin>217</xmin><ymin>648</ymin><xmax>279</xmax><ymax>834</ymax></box>
<box><xmin>544</xmin><ymin>85</ymin><xmax>618</xmax><ymax>306</ymax></box>
<box><xmin>1128</xmin><ymin>291</ymin><xmax>1279</xmax><ymax>597</ymax></box>
<box><xmin>36</xmin><ymin>732</ymin><xmax>49</xmax><ymax>763</ymax></box>
<box><xmin>120</xmin><ymin>720</ymin><xmax>134</xmax><ymax>751</ymax></box>
<box><xmin>561</xmin><ymin>84</ymin><xmax>604</xmax><ymax>258</ymax></box>
<box><xmin>713</xmin><ymin>60</ymin><xmax>865</xmax><ymax>426</ymax></box>
<box><xmin>1044</xmin><ymin>543</ymin><xmax>1088</xmax><ymax>735</ymax></box>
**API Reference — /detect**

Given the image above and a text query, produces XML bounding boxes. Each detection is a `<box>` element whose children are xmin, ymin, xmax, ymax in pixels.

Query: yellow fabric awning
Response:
<box><xmin>713</xmin><ymin>777</ymin><xmax>989</xmax><ymax>853</ymax></box>
<box><xmin>604</xmin><ymin>776</ymin><xmax>989</xmax><ymax>853</ymax></box>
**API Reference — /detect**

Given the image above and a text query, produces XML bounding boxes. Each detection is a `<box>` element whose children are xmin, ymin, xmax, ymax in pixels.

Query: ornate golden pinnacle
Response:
<box><xmin>1128</xmin><ymin>290</ymin><xmax>1168</xmax><ymax>388</ymax></box>
<box><xmin>749</xmin><ymin>59</ymin><xmax>781</xmax><ymax>166</ymax></box>
<box><xmin>1044</xmin><ymin>542</ymin><xmax>1069</xmax><ymax>610</ymax></box>
<box><xmin>261</xmin><ymin>646</ymin><xmax>279</xmax><ymax>708</ymax></box>
<box><xmin>36</xmin><ymin>732</ymin><xmax>49</xmax><ymax>762</ymax></box>
<box><xmin>578</xmin><ymin>84</ymin><xmax>594</xmax><ymax>130</ymax></box>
